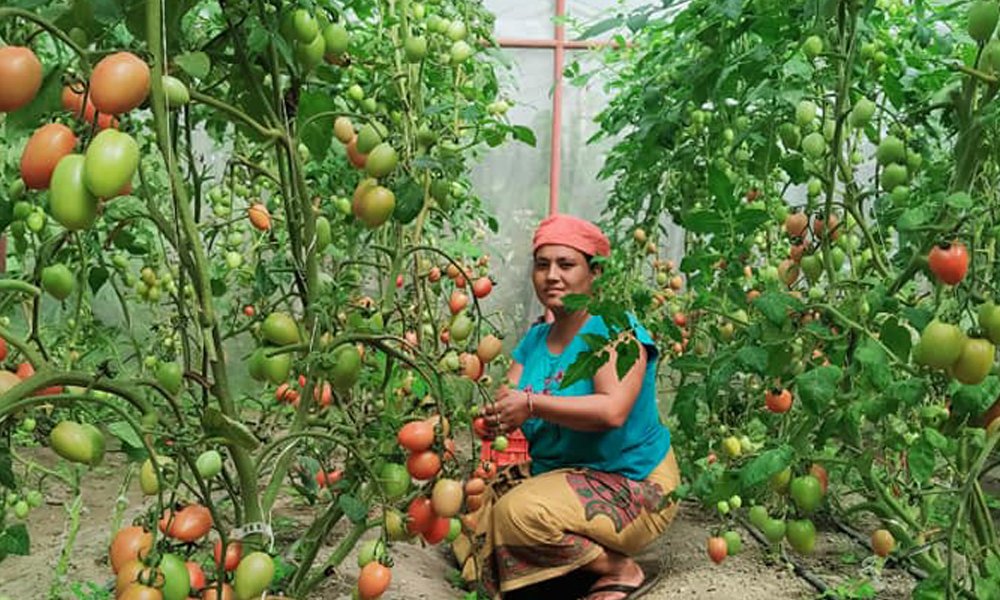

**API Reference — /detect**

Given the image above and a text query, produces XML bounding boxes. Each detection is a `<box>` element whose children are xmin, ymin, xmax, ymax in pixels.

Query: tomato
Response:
<box><xmin>0</xmin><ymin>338</ymin><xmax>6</xmax><ymax>362</ymax></box>
<box><xmin>491</xmin><ymin>435</ymin><xmax>509</xmax><ymax>452</ymax></box>
<box><xmin>20</xmin><ymin>124</ymin><xmax>78</xmax><ymax>190</ymax></box>
<box><xmin>431</xmin><ymin>478</ymin><xmax>463</xmax><ymax>518</ymax></box>
<box><xmin>450</xmin><ymin>313</ymin><xmax>474</xmax><ymax>342</ymax></box>
<box><xmin>706</xmin><ymin>536</ymin><xmax>727</xmax><ymax>564</ymax></box>
<box><xmin>333</xmin><ymin>116</ymin><xmax>355</xmax><ymax>144</ymax></box>
<box><xmin>472</xmin><ymin>417</ymin><xmax>491</xmax><ymax>439</ymax></box>
<box><xmin>156</xmin><ymin>361</ymin><xmax>183</xmax><ymax>395</ymax></box>
<box><xmin>769</xmin><ymin>467</ymin><xmax>791</xmax><ymax>493</ymax></box>
<box><xmin>90</xmin><ymin>52</ymin><xmax>150</xmax><ymax>114</ymax></box>
<box><xmin>261</xmin><ymin>312</ymin><xmax>300</xmax><ymax>346</ymax></box>
<box><xmin>761</xmin><ymin>518</ymin><xmax>786</xmax><ymax>543</ymax></box>
<box><xmin>357</xmin><ymin>539</ymin><xmax>386</xmax><ymax>568</ymax></box>
<box><xmin>422</xmin><ymin>516</ymin><xmax>451</xmax><ymax>544</ymax></box>
<box><xmin>41</xmin><ymin>263</ymin><xmax>76</xmax><ymax>301</ymax></box>
<box><xmin>232</xmin><ymin>552</ymin><xmax>274</xmax><ymax>600</ymax></box>
<box><xmin>295</xmin><ymin>33</ymin><xmax>326</xmax><ymax>70</ymax></box>
<box><xmin>0</xmin><ymin>47</ymin><xmax>42</xmax><ymax>112</ymax></box>
<box><xmin>50</xmin><ymin>421</ymin><xmax>105</xmax><ymax>466</ymax></box>
<box><xmin>384</xmin><ymin>509</ymin><xmax>409</xmax><ymax>541</ymax></box>
<box><xmin>291</xmin><ymin>9</ymin><xmax>319</xmax><ymax>42</ymax></box>
<box><xmin>721</xmin><ymin>436</ymin><xmax>741</xmax><ymax>458</ymax></box>
<box><xmin>322</xmin><ymin>23</ymin><xmax>350</xmax><ymax>57</ymax></box>
<box><xmin>474</xmin><ymin>460</ymin><xmax>498</xmax><ymax>480</ymax></box>
<box><xmin>748</xmin><ymin>505</ymin><xmax>769</xmax><ymax>529</ymax></box>
<box><xmin>928</xmin><ymin>241</ymin><xmax>969</xmax><ymax>285</ymax></box>
<box><xmin>377</xmin><ymin>462</ymin><xmax>411</xmax><ymax>500</ymax></box>
<box><xmin>160</xmin><ymin>553</ymin><xmax>191</xmax><ymax>600</ymax></box>
<box><xmin>356</xmin><ymin>185</ymin><xmax>395</xmax><ymax>228</ymax></box>
<box><xmin>200</xmin><ymin>583</ymin><xmax>234</xmax><ymax>600</ymax></box>
<box><xmin>315</xmin><ymin>215</ymin><xmax>332</xmax><ymax>251</ymax></box>
<box><xmin>398</xmin><ymin>420</ymin><xmax>435</xmax><ymax>452</ymax></box>
<box><xmin>786</xmin><ymin>519</ymin><xmax>817</xmax><ymax>555</ymax></box>
<box><xmin>364</xmin><ymin>143</ymin><xmax>398</xmax><ymax>178</ymax></box>
<box><xmin>116</xmin><ymin>559</ymin><xmax>148</xmax><ymax>594</ymax></box>
<box><xmin>109</xmin><ymin>526</ymin><xmax>153</xmax><ymax>573</ymax></box>
<box><xmin>262</xmin><ymin>351</ymin><xmax>292</xmax><ymax>385</ymax></box>
<box><xmin>120</xmin><ymin>583</ymin><xmax>164</xmax><ymax>600</ymax></box>
<box><xmin>406</xmin><ymin>450</ymin><xmax>441</xmax><ymax>480</ymax></box>
<box><xmin>969</xmin><ymin>0</ymin><xmax>1000</xmax><ymax>41</ymax></box>
<box><xmin>406</xmin><ymin>496</ymin><xmax>435</xmax><ymax>535</ymax></box>
<box><xmin>809</xmin><ymin>463</ymin><xmax>829</xmax><ymax>494</ymax></box>
<box><xmin>358</xmin><ymin>562</ymin><xmax>391</xmax><ymax>599</ymax></box>
<box><xmin>471</xmin><ymin>276</ymin><xmax>493</xmax><ymax>299</ymax></box>
<box><xmin>50</xmin><ymin>154</ymin><xmax>98</xmax><ymax>230</ymax></box>
<box><xmin>917</xmin><ymin>320</ymin><xmax>965</xmax><ymax>369</ymax></box>
<box><xmin>159</xmin><ymin>504</ymin><xmax>213</xmax><ymax>543</ymax></box>
<box><xmin>777</xmin><ymin>259</ymin><xmax>799</xmax><ymax>286</ymax></box>
<box><xmin>313</xmin><ymin>380</ymin><xmax>333</xmax><ymax>407</ymax></box>
<box><xmin>722</xmin><ymin>530</ymin><xmax>742</xmax><ymax>555</ymax></box>
<box><xmin>346</xmin><ymin>136</ymin><xmax>368</xmax><ymax>169</ymax></box>
<box><xmin>978</xmin><ymin>301</ymin><xmax>1000</xmax><ymax>345</ymax></box>
<box><xmin>870</xmin><ymin>529</ymin><xmax>895</xmax><ymax>557</ymax></box>
<box><xmin>182</xmin><ymin>562</ymin><xmax>206</xmax><ymax>593</ymax></box>
<box><xmin>764</xmin><ymin>387</ymin><xmax>792</xmax><ymax>413</ymax></box>
<box><xmin>248</xmin><ymin>203</ymin><xmax>271</xmax><ymax>231</ymax></box>
<box><xmin>789</xmin><ymin>475</ymin><xmax>823</xmax><ymax>514</ymax></box>
<box><xmin>952</xmin><ymin>337</ymin><xmax>995</xmax><ymax>385</ymax></box>
<box><xmin>404</xmin><ymin>35</ymin><xmax>428</xmax><ymax>62</ymax></box>
<box><xmin>210</xmin><ymin>540</ymin><xmax>241</xmax><ymax>572</ymax></box>
<box><xmin>63</xmin><ymin>86</ymin><xmax>119</xmax><ymax>129</ymax></box>
<box><xmin>315</xmin><ymin>469</ymin><xmax>343</xmax><ymax>487</ymax></box>
<box><xmin>464</xmin><ymin>477</ymin><xmax>486</xmax><ymax>497</ymax></box>
<box><xmin>448</xmin><ymin>290</ymin><xmax>469</xmax><ymax>315</ymax></box>
<box><xmin>331</xmin><ymin>345</ymin><xmax>362</xmax><ymax>390</ymax></box>
<box><xmin>140</xmin><ymin>455</ymin><xmax>175</xmax><ymax>495</ymax></box>
<box><xmin>477</xmin><ymin>335</ymin><xmax>503</xmax><ymax>363</ymax></box>
<box><xmin>162</xmin><ymin>75</ymin><xmax>190</xmax><ymax>107</ymax></box>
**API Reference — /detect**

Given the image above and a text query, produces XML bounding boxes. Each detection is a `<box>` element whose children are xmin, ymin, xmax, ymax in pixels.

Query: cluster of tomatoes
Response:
<box><xmin>778</xmin><ymin>209</ymin><xmax>846</xmax><ymax>288</ymax></box>
<box><xmin>332</xmin><ymin>115</ymin><xmax>399</xmax><ymax>229</ymax></box>
<box><xmin>107</xmin><ymin>515</ymin><xmax>278</xmax><ymax>600</ymax></box>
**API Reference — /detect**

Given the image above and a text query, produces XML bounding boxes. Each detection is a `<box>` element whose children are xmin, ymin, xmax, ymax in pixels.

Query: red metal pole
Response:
<box><xmin>549</xmin><ymin>0</ymin><xmax>566</xmax><ymax>215</ymax></box>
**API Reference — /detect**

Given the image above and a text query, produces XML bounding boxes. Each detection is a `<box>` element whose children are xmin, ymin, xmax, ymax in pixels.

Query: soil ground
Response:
<box><xmin>0</xmin><ymin>450</ymin><xmax>914</xmax><ymax>599</ymax></box>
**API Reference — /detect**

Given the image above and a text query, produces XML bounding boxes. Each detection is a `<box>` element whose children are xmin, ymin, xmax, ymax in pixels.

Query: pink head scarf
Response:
<box><xmin>531</xmin><ymin>214</ymin><xmax>611</xmax><ymax>258</ymax></box>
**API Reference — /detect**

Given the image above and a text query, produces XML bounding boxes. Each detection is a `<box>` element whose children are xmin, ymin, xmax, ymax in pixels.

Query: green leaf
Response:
<box><xmin>106</xmin><ymin>421</ymin><xmax>143</xmax><ymax>449</ymax></box>
<box><xmin>338</xmin><ymin>494</ymin><xmax>368</xmax><ymax>524</ymax></box>
<box><xmin>511</xmin><ymin>125</ymin><xmax>536</xmax><ymax>146</ymax></box>
<box><xmin>923</xmin><ymin>428</ymin><xmax>948</xmax><ymax>451</ymax></box>
<box><xmin>950</xmin><ymin>376</ymin><xmax>1000</xmax><ymax>417</ymax></box>
<box><xmin>88</xmin><ymin>267</ymin><xmax>109</xmax><ymax>295</ymax></box>
<box><xmin>879</xmin><ymin>318</ymin><xmax>912</xmax><ymax>362</ymax></box>
<box><xmin>211</xmin><ymin>278</ymin><xmax>227</xmax><ymax>298</ymax></box>
<box><xmin>615</xmin><ymin>338</ymin><xmax>640</xmax><ymax>380</ymax></box>
<box><xmin>736</xmin><ymin>346</ymin><xmax>768</xmax><ymax>374</ymax></box>
<box><xmin>577</xmin><ymin>16</ymin><xmax>623</xmax><ymax>39</ymax></box>
<box><xmin>908</xmin><ymin>437</ymin><xmax>935</xmax><ymax>484</ymax></box>
<box><xmin>561</xmin><ymin>350</ymin><xmax>609</xmax><ymax>389</ymax></box>
<box><xmin>561</xmin><ymin>294</ymin><xmax>590</xmax><ymax>311</ymax></box>
<box><xmin>0</xmin><ymin>524</ymin><xmax>30</xmax><ymax>556</ymax></box>
<box><xmin>674</xmin><ymin>383</ymin><xmax>701</xmax><ymax>433</ymax></box>
<box><xmin>753</xmin><ymin>291</ymin><xmax>794</xmax><ymax>326</ymax></box>
<box><xmin>945</xmin><ymin>192</ymin><xmax>972</xmax><ymax>209</ymax></box>
<box><xmin>174</xmin><ymin>52</ymin><xmax>211</xmax><ymax>79</ymax></box>
<box><xmin>740</xmin><ymin>445</ymin><xmax>794</xmax><ymax>488</ymax></box>
<box><xmin>795</xmin><ymin>366</ymin><xmax>843</xmax><ymax>414</ymax></box>
<box><xmin>708</xmin><ymin>165</ymin><xmax>735</xmax><ymax>209</ymax></box>
<box><xmin>683</xmin><ymin>210</ymin><xmax>726</xmax><ymax>234</ymax></box>
<box><xmin>103</xmin><ymin>197</ymin><xmax>146</xmax><ymax>221</ymax></box>
<box><xmin>297</xmin><ymin>91</ymin><xmax>337</xmax><ymax>162</ymax></box>
<box><xmin>581</xmin><ymin>333</ymin><xmax>609</xmax><ymax>350</ymax></box>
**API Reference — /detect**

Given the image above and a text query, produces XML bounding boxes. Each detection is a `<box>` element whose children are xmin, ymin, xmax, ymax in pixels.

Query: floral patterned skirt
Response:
<box><xmin>452</xmin><ymin>449</ymin><xmax>680</xmax><ymax>597</ymax></box>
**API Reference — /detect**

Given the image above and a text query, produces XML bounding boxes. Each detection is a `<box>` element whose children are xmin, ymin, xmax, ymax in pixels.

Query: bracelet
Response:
<box><xmin>526</xmin><ymin>391</ymin><xmax>535</xmax><ymax>417</ymax></box>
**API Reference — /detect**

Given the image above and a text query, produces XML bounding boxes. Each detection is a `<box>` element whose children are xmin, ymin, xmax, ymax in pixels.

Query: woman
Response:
<box><xmin>453</xmin><ymin>214</ymin><xmax>679</xmax><ymax>600</ymax></box>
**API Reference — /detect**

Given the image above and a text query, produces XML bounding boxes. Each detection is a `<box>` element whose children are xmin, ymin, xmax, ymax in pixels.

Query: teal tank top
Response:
<box><xmin>512</xmin><ymin>313</ymin><xmax>671</xmax><ymax>480</ymax></box>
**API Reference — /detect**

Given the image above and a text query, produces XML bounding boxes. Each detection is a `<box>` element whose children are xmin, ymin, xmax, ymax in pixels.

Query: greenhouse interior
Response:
<box><xmin>1</xmin><ymin>0</ymin><xmax>999</xmax><ymax>598</ymax></box>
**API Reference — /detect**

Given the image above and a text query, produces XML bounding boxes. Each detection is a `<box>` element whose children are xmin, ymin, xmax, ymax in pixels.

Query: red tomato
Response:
<box><xmin>313</xmin><ymin>380</ymin><xmax>333</xmax><ymax>407</ymax></box>
<box><xmin>186</xmin><ymin>561</ymin><xmax>206</xmax><ymax>591</ymax></box>
<box><xmin>472</xmin><ymin>417</ymin><xmax>490</xmax><ymax>439</ymax></box>
<box><xmin>473</xmin><ymin>460</ymin><xmax>498</xmax><ymax>480</ymax></box>
<box><xmin>422</xmin><ymin>517</ymin><xmax>451</xmax><ymax>544</ymax></box>
<box><xmin>673</xmin><ymin>312</ymin><xmax>687</xmax><ymax>327</ymax></box>
<box><xmin>449</xmin><ymin>291</ymin><xmax>468</xmax><ymax>314</ymax></box>
<box><xmin>928</xmin><ymin>241</ymin><xmax>969</xmax><ymax>285</ymax></box>
<box><xmin>61</xmin><ymin>85</ymin><xmax>119</xmax><ymax>129</ymax></box>
<box><xmin>406</xmin><ymin>450</ymin><xmax>441</xmax><ymax>480</ymax></box>
<box><xmin>214</xmin><ymin>540</ymin><xmax>242</xmax><ymax>571</ymax></box>
<box><xmin>784</xmin><ymin>211</ymin><xmax>806</xmax><ymax>236</ymax></box>
<box><xmin>21</xmin><ymin>124</ymin><xmax>78</xmax><ymax>189</ymax></box>
<box><xmin>315</xmin><ymin>469</ymin><xmax>343</xmax><ymax>487</ymax></box>
<box><xmin>159</xmin><ymin>504</ymin><xmax>213</xmax><ymax>543</ymax></box>
<box><xmin>275</xmin><ymin>383</ymin><xmax>299</xmax><ymax>405</ymax></box>
<box><xmin>406</xmin><ymin>497</ymin><xmax>435</xmax><ymax>535</ymax></box>
<box><xmin>357</xmin><ymin>562</ymin><xmax>391</xmax><ymax>600</ymax></box>
<box><xmin>0</xmin><ymin>47</ymin><xmax>42</xmax><ymax>112</ymax></box>
<box><xmin>109</xmin><ymin>526</ymin><xmax>153</xmax><ymax>573</ymax></box>
<box><xmin>0</xmin><ymin>337</ymin><xmax>7</xmax><ymax>362</ymax></box>
<box><xmin>200</xmin><ymin>583</ymin><xmax>234</xmax><ymax>600</ymax></box>
<box><xmin>428</xmin><ymin>266</ymin><xmax>441</xmax><ymax>282</ymax></box>
<box><xmin>398</xmin><ymin>420</ymin><xmax>435</xmax><ymax>452</ymax></box>
<box><xmin>89</xmin><ymin>52</ymin><xmax>151</xmax><ymax>114</ymax></box>
<box><xmin>472</xmin><ymin>277</ymin><xmax>493</xmax><ymax>298</ymax></box>
<box><xmin>765</xmin><ymin>387</ymin><xmax>793</xmax><ymax>413</ymax></box>
<box><xmin>15</xmin><ymin>362</ymin><xmax>34</xmax><ymax>379</ymax></box>
<box><xmin>707</xmin><ymin>536</ymin><xmax>728</xmax><ymax>564</ymax></box>
<box><xmin>809</xmin><ymin>463</ymin><xmax>829</xmax><ymax>495</ymax></box>
<box><xmin>243</xmin><ymin>305</ymin><xmax>255</xmax><ymax>317</ymax></box>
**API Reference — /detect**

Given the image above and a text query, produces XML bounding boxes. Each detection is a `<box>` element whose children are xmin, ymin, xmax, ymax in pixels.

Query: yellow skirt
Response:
<box><xmin>452</xmin><ymin>449</ymin><xmax>680</xmax><ymax>597</ymax></box>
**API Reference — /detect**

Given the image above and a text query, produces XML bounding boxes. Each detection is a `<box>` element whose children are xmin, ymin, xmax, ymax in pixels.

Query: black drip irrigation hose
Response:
<box><xmin>735</xmin><ymin>515</ymin><xmax>831</xmax><ymax>595</ymax></box>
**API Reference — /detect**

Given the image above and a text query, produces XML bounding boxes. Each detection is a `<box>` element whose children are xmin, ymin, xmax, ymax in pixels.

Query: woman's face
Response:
<box><xmin>532</xmin><ymin>244</ymin><xmax>596</xmax><ymax>311</ymax></box>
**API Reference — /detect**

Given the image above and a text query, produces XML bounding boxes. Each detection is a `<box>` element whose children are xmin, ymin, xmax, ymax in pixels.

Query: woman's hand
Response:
<box><xmin>480</xmin><ymin>385</ymin><xmax>532</xmax><ymax>433</ymax></box>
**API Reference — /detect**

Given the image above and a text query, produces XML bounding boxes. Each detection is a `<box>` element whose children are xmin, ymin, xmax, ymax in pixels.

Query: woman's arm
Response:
<box><xmin>486</xmin><ymin>336</ymin><xmax>648</xmax><ymax>433</ymax></box>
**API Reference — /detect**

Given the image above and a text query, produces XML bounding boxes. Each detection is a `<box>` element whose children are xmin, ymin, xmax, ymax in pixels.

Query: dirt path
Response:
<box><xmin>0</xmin><ymin>451</ymin><xmax>913</xmax><ymax>599</ymax></box>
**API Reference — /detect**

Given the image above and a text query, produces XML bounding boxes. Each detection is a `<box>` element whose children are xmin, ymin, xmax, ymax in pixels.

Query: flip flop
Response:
<box><xmin>581</xmin><ymin>557</ymin><xmax>663</xmax><ymax>600</ymax></box>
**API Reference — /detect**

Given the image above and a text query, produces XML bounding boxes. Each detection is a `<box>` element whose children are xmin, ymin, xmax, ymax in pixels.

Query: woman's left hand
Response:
<box><xmin>481</xmin><ymin>386</ymin><xmax>532</xmax><ymax>433</ymax></box>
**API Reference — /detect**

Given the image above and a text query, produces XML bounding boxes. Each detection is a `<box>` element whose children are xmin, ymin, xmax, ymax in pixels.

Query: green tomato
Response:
<box><xmin>225</xmin><ymin>251</ymin><xmax>243</xmax><ymax>269</ymax></box>
<box><xmin>156</xmin><ymin>361</ymin><xmax>183</xmax><ymax>395</ymax></box>
<box><xmin>445</xmin><ymin>517</ymin><xmax>462</xmax><ymax>542</ymax></box>
<box><xmin>449</xmin><ymin>313</ymin><xmax>474</xmax><ymax>342</ymax></box>
<box><xmin>786</xmin><ymin>519</ymin><xmax>817</xmax><ymax>555</ymax></box>
<box><xmin>800</xmin><ymin>254</ymin><xmax>823</xmax><ymax>283</ymax></box>
<box><xmin>162</xmin><ymin>75</ymin><xmax>190</xmax><ymax>107</ymax></box>
<box><xmin>491</xmin><ymin>435</ymin><xmax>509</xmax><ymax>452</ymax></box>
<box><xmin>876</xmin><ymin>135</ymin><xmax>906</xmax><ymax>165</ymax></box>
<box><xmin>233</xmin><ymin>551</ymin><xmax>275</xmax><ymax>600</ymax></box>
<box><xmin>322</xmin><ymin>23</ymin><xmax>350</xmax><ymax>56</ymax></box>
<box><xmin>881</xmin><ymin>164</ymin><xmax>908</xmax><ymax>191</ymax></box>
<box><xmin>952</xmin><ymin>337</ymin><xmax>995</xmax><ymax>385</ymax></box>
<box><xmin>748</xmin><ymin>505</ymin><xmax>769</xmax><ymax>529</ymax></box>
<box><xmin>50</xmin><ymin>154</ymin><xmax>98</xmax><ymax>231</ymax></box>
<box><xmin>41</xmin><ymin>263</ymin><xmax>75</xmax><ymax>301</ymax></box>
<box><xmin>13</xmin><ymin>500</ymin><xmax>29</xmax><ymax>519</ymax></box>
<box><xmin>262</xmin><ymin>312</ymin><xmax>301</xmax><ymax>346</ymax></box>
<box><xmin>404</xmin><ymin>35</ymin><xmax>428</xmax><ymax>63</ymax></box>
<box><xmin>84</xmin><ymin>130</ymin><xmax>139</xmax><ymax>199</ymax></box>
<box><xmin>360</xmin><ymin>97</ymin><xmax>377</xmax><ymax>113</ymax></box>
<box><xmin>795</xmin><ymin>100</ymin><xmax>817</xmax><ymax>127</ymax></box>
<box><xmin>50</xmin><ymin>421</ymin><xmax>104</xmax><ymax>466</ymax></box>
<box><xmin>450</xmin><ymin>40</ymin><xmax>474</xmax><ymax>64</ymax></box>
<box><xmin>447</xmin><ymin>20</ymin><xmax>468</xmax><ymax>41</ymax></box>
<box><xmin>159</xmin><ymin>553</ymin><xmax>190</xmax><ymax>600</ymax></box>
<box><xmin>728</xmin><ymin>495</ymin><xmax>742</xmax><ymax>510</ymax></box>
<box><xmin>331</xmin><ymin>345</ymin><xmax>362</xmax><ymax>390</ymax></box>
<box><xmin>378</xmin><ymin>462</ymin><xmax>411</xmax><ymax>500</ymax></box>
<box><xmin>25</xmin><ymin>489</ymin><xmax>43</xmax><ymax>507</ymax></box>
<box><xmin>357</xmin><ymin>539</ymin><xmax>386</xmax><ymax>568</ymax></box>
<box><xmin>789</xmin><ymin>475</ymin><xmax>823</xmax><ymax>514</ymax></box>
<box><xmin>292</xmin><ymin>9</ymin><xmax>319</xmax><ymax>43</ymax></box>
<box><xmin>315</xmin><ymin>216</ymin><xmax>332</xmax><ymax>252</ymax></box>
<box><xmin>262</xmin><ymin>350</ymin><xmax>293</xmax><ymax>385</ymax></box>
<box><xmin>295</xmin><ymin>33</ymin><xmax>326</xmax><ymax>70</ymax></box>
<box><xmin>716</xmin><ymin>500</ymin><xmax>730</xmax><ymax>515</ymax></box>
<box><xmin>917</xmin><ymin>320</ymin><xmax>965</xmax><ymax>369</ymax></box>
<box><xmin>979</xmin><ymin>302</ymin><xmax>1000</xmax><ymax>345</ymax></box>
<box><xmin>762</xmin><ymin>518</ymin><xmax>786</xmax><ymax>543</ymax></box>
<box><xmin>20</xmin><ymin>417</ymin><xmax>36</xmax><ymax>433</ymax></box>
<box><xmin>365</xmin><ymin>143</ymin><xmax>399</xmax><ymax>178</ymax></box>
<box><xmin>968</xmin><ymin>0</ymin><xmax>999</xmax><ymax>42</ymax></box>
<box><xmin>140</xmin><ymin>455</ymin><xmax>174</xmax><ymax>495</ymax></box>
<box><xmin>801</xmin><ymin>132</ymin><xmax>826</xmax><ymax>159</ymax></box>
<box><xmin>849</xmin><ymin>97</ymin><xmax>876</xmax><ymax>128</ymax></box>
<box><xmin>196</xmin><ymin>450</ymin><xmax>223</xmax><ymax>478</ymax></box>
<box><xmin>347</xmin><ymin>84</ymin><xmax>365</xmax><ymax>102</ymax></box>
<box><xmin>722</xmin><ymin>530</ymin><xmax>742</xmax><ymax>555</ymax></box>
<box><xmin>802</xmin><ymin>35</ymin><xmax>823</xmax><ymax>58</ymax></box>
<box><xmin>13</xmin><ymin>201</ymin><xmax>33</xmax><ymax>221</ymax></box>
<box><xmin>25</xmin><ymin>210</ymin><xmax>45</xmax><ymax>233</ymax></box>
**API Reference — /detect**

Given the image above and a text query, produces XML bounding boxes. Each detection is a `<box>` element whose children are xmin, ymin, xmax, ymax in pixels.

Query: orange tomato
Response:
<box><xmin>406</xmin><ymin>450</ymin><xmax>441</xmax><ymax>480</ymax></box>
<box><xmin>159</xmin><ymin>504</ymin><xmax>213</xmax><ymax>543</ymax></box>
<box><xmin>21</xmin><ymin>123</ymin><xmax>78</xmax><ymax>189</ymax></box>
<box><xmin>89</xmin><ymin>52</ymin><xmax>150</xmax><ymax>114</ymax></box>
<box><xmin>397</xmin><ymin>420</ymin><xmax>435</xmax><ymax>452</ymax></box>
<box><xmin>248</xmin><ymin>203</ymin><xmax>271</xmax><ymax>231</ymax></box>
<box><xmin>109</xmin><ymin>526</ymin><xmax>153</xmax><ymax>573</ymax></box>
<box><xmin>0</xmin><ymin>47</ymin><xmax>42</xmax><ymax>112</ymax></box>
<box><xmin>214</xmin><ymin>540</ymin><xmax>242</xmax><ymax>572</ymax></box>
<box><xmin>357</xmin><ymin>562</ymin><xmax>391</xmax><ymax>599</ymax></box>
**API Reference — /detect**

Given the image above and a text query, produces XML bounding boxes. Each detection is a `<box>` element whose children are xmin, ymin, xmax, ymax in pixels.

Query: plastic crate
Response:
<box><xmin>480</xmin><ymin>428</ymin><xmax>530</xmax><ymax>466</ymax></box>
